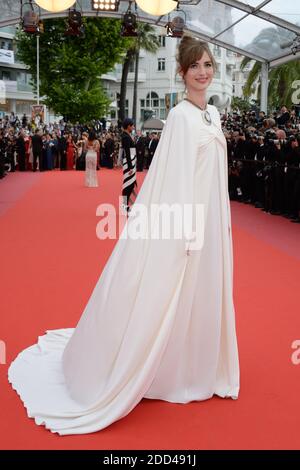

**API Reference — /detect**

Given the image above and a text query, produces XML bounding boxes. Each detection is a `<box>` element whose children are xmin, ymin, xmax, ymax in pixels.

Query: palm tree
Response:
<box><xmin>119</xmin><ymin>47</ymin><xmax>135</xmax><ymax>124</ymax></box>
<box><xmin>119</xmin><ymin>22</ymin><xmax>160</xmax><ymax>124</ymax></box>
<box><xmin>241</xmin><ymin>57</ymin><xmax>300</xmax><ymax>110</ymax></box>
<box><xmin>240</xmin><ymin>26</ymin><xmax>300</xmax><ymax>109</ymax></box>
<box><xmin>132</xmin><ymin>23</ymin><xmax>160</xmax><ymax>124</ymax></box>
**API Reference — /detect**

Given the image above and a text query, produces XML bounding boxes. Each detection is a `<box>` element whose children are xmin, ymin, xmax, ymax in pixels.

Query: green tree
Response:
<box><xmin>15</xmin><ymin>17</ymin><xmax>132</xmax><ymax>122</ymax></box>
<box><xmin>241</xmin><ymin>57</ymin><xmax>300</xmax><ymax>110</ymax></box>
<box><xmin>119</xmin><ymin>22</ymin><xmax>159</xmax><ymax>124</ymax></box>
<box><xmin>231</xmin><ymin>96</ymin><xmax>254</xmax><ymax>113</ymax></box>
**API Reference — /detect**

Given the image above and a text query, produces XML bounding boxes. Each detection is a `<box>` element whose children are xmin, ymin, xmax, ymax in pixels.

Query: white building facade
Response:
<box><xmin>0</xmin><ymin>22</ymin><xmax>238</xmax><ymax>126</ymax></box>
<box><xmin>0</xmin><ymin>26</ymin><xmax>36</xmax><ymax>119</ymax></box>
<box><xmin>103</xmin><ymin>27</ymin><xmax>236</xmax><ymax>130</ymax></box>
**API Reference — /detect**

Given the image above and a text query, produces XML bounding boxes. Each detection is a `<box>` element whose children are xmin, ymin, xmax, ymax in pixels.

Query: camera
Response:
<box><xmin>264</xmin><ymin>130</ymin><xmax>277</xmax><ymax>145</ymax></box>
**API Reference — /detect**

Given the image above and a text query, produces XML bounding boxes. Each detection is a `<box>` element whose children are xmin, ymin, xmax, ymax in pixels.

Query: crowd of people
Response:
<box><xmin>0</xmin><ymin>113</ymin><xmax>161</xmax><ymax>178</ymax></box>
<box><xmin>222</xmin><ymin>106</ymin><xmax>300</xmax><ymax>223</ymax></box>
<box><xmin>1</xmin><ymin>105</ymin><xmax>299</xmax><ymax>222</ymax></box>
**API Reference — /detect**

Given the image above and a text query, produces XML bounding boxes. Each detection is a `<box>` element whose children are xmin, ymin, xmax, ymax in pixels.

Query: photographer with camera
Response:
<box><xmin>276</xmin><ymin>106</ymin><xmax>290</xmax><ymax>127</ymax></box>
<box><xmin>253</xmin><ymin>135</ymin><xmax>267</xmax><ymax>209</ymax></box>
<box><xmin>260</xmin><ymin>129</ymin><xmax>283</xmax><ymax>214</ymax></box>
<box><xmin>271</xmin><ymin>129</ymin><xmax>287</xmax><ymax>215</ymax></box>
<box><xmin>0</xmin><ymin>130</ymin><xmax>6</xmax><ymax>179</ymax></box>
<box><xmin>235</xmin><ymin>130</ymin><xmax>256</xmax><ymax>203</ymax></box>
<box><xmin>285</xmin><ymin>135</ymin><xmax>300</xmax><ymax>223</ymax></box>
<box><xmin>223</xmin><ymin>105</ymin><xmax>300</xmax><ymax>222</ymax></box>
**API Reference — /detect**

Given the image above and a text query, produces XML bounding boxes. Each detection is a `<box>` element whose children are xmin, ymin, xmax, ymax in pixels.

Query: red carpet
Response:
<box><xmin>0</xmin><ymin>170</ymin><xmax>300</xmax><ymax>449</ymax></box>
<box><xmin>0</xmin><ymin>172</ymin><xmax>42</xmax><ymax>217</ymax></box>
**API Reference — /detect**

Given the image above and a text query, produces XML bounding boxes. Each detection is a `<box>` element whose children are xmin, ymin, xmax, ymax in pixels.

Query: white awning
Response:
<box><xmin>143</xmin><ymin>118</ymin><xmax>166</xmax><ymax>130</ymax></box>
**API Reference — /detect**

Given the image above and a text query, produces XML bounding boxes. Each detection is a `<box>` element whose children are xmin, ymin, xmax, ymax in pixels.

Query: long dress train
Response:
<box><xmin>8</xmin><ymin>101</ymin><xmax>239</xmax><ymax>435</ymax></box>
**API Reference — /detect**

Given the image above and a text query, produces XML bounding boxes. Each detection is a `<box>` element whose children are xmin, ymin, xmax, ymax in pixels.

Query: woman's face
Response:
<box><xmin>182</xmin><ymin>51</ymin><xmax>214</xmax><ymax>94</ymax></box>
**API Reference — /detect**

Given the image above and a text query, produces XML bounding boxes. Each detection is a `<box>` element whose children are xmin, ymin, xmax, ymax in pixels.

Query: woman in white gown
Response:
<box><xmin>85</xmin><ymin>130</ymin><xmax>99</xmax><ymax>188</ymax></box>
<box><xmin>8</xmin><ymin>36</ymin><xmax>239</xmax><ymax>435</ymax></box>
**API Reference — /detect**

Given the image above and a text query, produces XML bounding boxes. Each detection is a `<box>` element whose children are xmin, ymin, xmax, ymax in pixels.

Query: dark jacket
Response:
<box><xmin>121</xmin><ymin>131</ymin><xmax>135</xmax><ymax>170</ymax></box>
<box><xmin>31</xmin><ymin>134</ymin><xmax>43</xmax><ymax>153</ymax></box>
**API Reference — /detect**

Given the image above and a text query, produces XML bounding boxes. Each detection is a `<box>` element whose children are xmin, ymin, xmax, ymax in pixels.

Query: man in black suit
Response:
<box><xmin>146</xmin><ymin>133</ymin><xmax>158</xmax><ymax>169</ymax></box>
<box><xmin>16</xmin><ymin>130</ymin><xmax>26</xmax><ymax>171</ymax></box>
<box><xmin>135</xmin><ymin>131</ymin><xmax>146</xmax><ymax>172</ymax></box>
<box><xmin>58</xmin><ymin>134</ymin><xmax>67</xmax><ymax>170</ymax></box>
<box><xmin>103</xmin><ymin>133</ymin><xmax>115</xmax><ymax>169</ymax></box>
<box><xmin>6</xmin><ymin>134</ymin><xmax>16</xmax><ymax>172</ymax></box>
<box><xmin>31</xmin><ymin>129</ymin><xmax>43</xmax><ymax>171</ymax></box>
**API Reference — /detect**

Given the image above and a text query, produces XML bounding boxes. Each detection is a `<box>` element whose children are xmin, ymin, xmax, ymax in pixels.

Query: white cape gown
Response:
<box><xmin>8</xmin><ymin>101</ymin><xmax>240</xmax><ymax>435</ymax></box>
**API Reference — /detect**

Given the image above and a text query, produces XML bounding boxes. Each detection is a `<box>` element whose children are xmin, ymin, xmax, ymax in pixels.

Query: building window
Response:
<box><xmin>1</xmin><ymin>70</ymin><xmax>11</xmax><ymax>81</ymax></box>
<box><xmin>213</xmin><ymin>45</ymin><xmax>221</xmax><ymax>57</ymax></box>
<box><xmin>140</xmin><ymin>91</ymin><xmax>166</xmax><ymax>121</ymax></box>
<box><xmin>158</xmin><ymin>35</ymin><xmax>166</xmax><ymax>47</ymax></box>
<box><xmin>16</xmin><ymin>100</ymin><xmax>31</xmax><ymax>115</ymax></box>
<box><xmin>232</xmin><ymin>85</ymin><xmax>235</xmax><ymax>94</ymax></box>
<box><xmin>226</xmin><ymin>65</ymin><xmax>232</xmax><ymax>76</ymax></box>
<box><xmin>159</xmin><ymin>109</ymin><xmax>166</xmax><ymax>119</ymax></box>
<box><xmin>215</xmin><ymin>63</ymin><xmax>221</xmax><ymax>79</ymax></box>
<box><xmin>158</xmin><ymin>58</ymin><xmax>165</xmax><ymax>71</ymax></box>
<box><xmin>0</xmin><ymin>39</ymin><xmax>13</xmax><ymax>50</ymax></box>
<box><xmin>18</xmin><ymin>72</ymin><xmax>27</xmax><ymax>84</ymax></box>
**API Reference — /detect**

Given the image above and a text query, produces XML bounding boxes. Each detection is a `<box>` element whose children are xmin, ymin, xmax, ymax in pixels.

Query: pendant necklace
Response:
<box><xmin>184</xmin><ymin>98</ymin><xmax>212</xmax><ymax>126</ymax></box>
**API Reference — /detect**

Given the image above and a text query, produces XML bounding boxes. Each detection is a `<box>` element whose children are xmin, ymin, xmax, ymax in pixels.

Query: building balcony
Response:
<box><xmin>1</xmin><ymin>79</ymin><xmax>33</xmax><ymax>93</ymax></box>
<box><xmin>101</xmin><ymin>71</ymin><xmax>118</xmax><ymax>82</ymax></box>
<box><xmin>1</xmin><ymin>80</ymin><xmax>17</xmax><ymax>93</ymax></box>
<box><xmin>1</xmin><ymin>79</ymin><xmax>34</xmax><ymax>100</ymax></box>
<box><xmin>115</xmin><ymin>69</ymin><xmax>147</xmax><ymax>83</ymax></box>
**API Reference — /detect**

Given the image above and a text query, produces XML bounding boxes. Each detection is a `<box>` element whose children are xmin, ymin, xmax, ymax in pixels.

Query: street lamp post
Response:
<box><xmin>37</xmin><ymin>34</ymin><xmax>40</xmax><ymax>105</ymax></box>
<box><xmin>149</xmin><ymin>57</ymin><xmax>152</xmax><ymax>113</ymax></box>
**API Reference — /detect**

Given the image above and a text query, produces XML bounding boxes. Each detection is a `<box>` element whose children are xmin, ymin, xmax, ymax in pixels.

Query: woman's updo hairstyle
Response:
<box><xmin>176</xmin><ymin>34</ymin><xmax>217</xmax><ymax>76</ymax></box>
